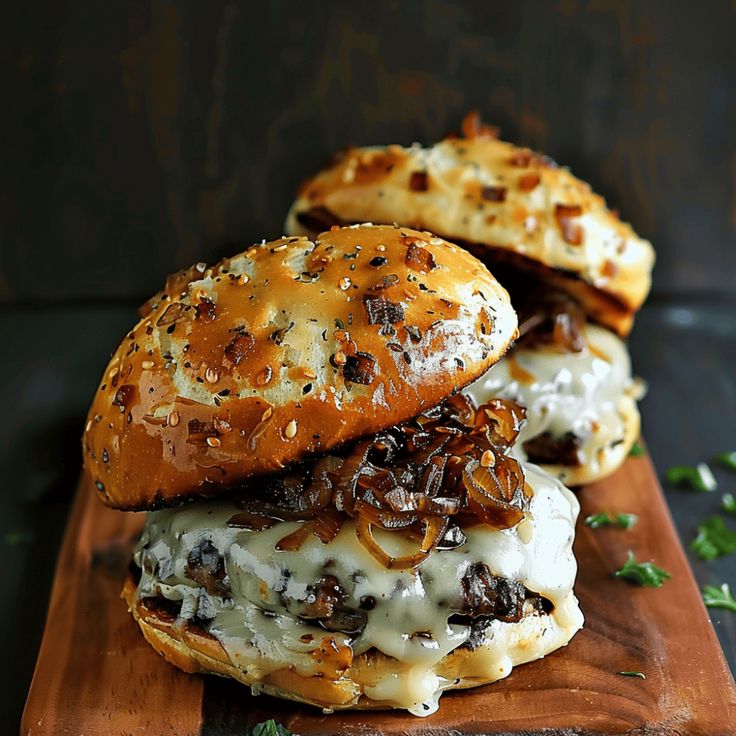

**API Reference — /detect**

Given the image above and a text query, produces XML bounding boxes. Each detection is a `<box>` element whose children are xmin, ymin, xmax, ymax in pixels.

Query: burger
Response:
<box><xmin>83</xmin><ymin>224</ymin><xmax>582</xmax><ymax>716</ymax></box>
<box><xmin>285</xmin><ymin>114</ymin><xmax>655</xmax><ymax>485</ymax></box>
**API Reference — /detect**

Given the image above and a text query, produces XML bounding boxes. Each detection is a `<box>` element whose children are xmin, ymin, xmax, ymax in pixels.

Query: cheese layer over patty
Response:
<box><xmin>465</xmin><ymin>324</ymin><xmax>642</xmax><ymax>483</ymax></box>
<box><xmin>133</xmin><ymin>462</ymin><xmax>582</xmax><ymax>714</ymax></box>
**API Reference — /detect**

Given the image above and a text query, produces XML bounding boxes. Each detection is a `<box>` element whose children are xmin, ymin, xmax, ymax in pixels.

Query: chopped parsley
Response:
<box><xmin>614</xmin><ymin>551</ymin><xmax>671</xmax><ymax>587</ymax></box>
<box><xmin>584</xmin><ymin>512</ymin><xmax>638</xmax><ymax>530</ymax></box>
<box><xmin>722</xmin><ymin>493</ymin><xmax>736</xmax><ymax>515</ymax></box>
<box><xmin>617</xmin><ymin>671</ymin><xmax>646</xmax><ymax>679</ymax></box>
<box><xmin>251</xmin><ymin>721</ymin><xmax>292</xmax><ymax>736</ymax></box>
<box><xmin>666</xmin><ymin>463</ymin><xmax>717</xmax><ymax>492</ymax></box>
<box><xmin>628</xmin><ymin>442</ymin><xmax>646</xmax><ymax>457</ymax></box>
<box><xmin>3</xmin><ymin>530</ymin><xmax>33</xmax><ymax>546</ymax></box>
<box><xmin>702</xmin><ymin>583</ymin><xmax>736</xmax><ymax>613</ymax></box>
<box><xmin>691</xmin><ymin>516</ymin><xmax>736</xmax><ymax>561</ymax></box>
<box><xmin>715</xmin><ymin>451</ymin><xmax>736</xmax><ymax>471</ymax></box>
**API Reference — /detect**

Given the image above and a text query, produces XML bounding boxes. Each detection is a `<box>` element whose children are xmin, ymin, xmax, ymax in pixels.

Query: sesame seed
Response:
<box><xmin>141</xmin><ymin>360</ymin><xmax>154</xmax><ymax>370</ymax></box>
<box><xmin>284</xmin><ymin>419</ymin><xmax>298</xmax><ymax>439</ymax></box>
<box><xmin>480</xmin><ymin>450</ymin><xmax>495</xmax><ymax>468</ymax></box>
<box><xmin>261</xmin><ymin>407</ymin><xmax>273</xmax><ymax>421</ymax></box>
<box><xmin>206</xmin><ymin>436</ymin><xmax>221</xmax><ymax>448</ymax></box>
<box><xmin>85</xmin><ymin>419</ymin><xmax>92</xmax><ymax>432</ymax></box>
<box><xmin>205</xmin><ymin>366</ymin><xmax>220</xmax><ymax>384</ymax></box>
<box><xmin>302</xmin><ymin>367</ymin><xmax>317</xmax><ymax>379</ymax></box>
<box><xmin>376</xmin><ymin>244</ymin><xmax>386</xmax><ymax>252</ymax></box>
<box><xmin>214</xmin><ymin>417</ymin><xmax>231</xmax><ymax>433</ymax></box>
<box><xmin>332</xmin><ymin>351</ymin><xmax>347</xmax><ymax>366</ymax></box>
<box><xmin>272</xmin><ymin>243</ymin><xmax>288</xmax><ymax>252</ymax></box>
<box><xmin>195</xmin><ymin>289</ymin><xmax>208</xmax><ymax>301</ymax></box>
<box><xmin>238</xmin><ymin>273</ymin><xmax>250</xmax><ymax>285</ymax></box>
<box><xmin>338</xmin><ymin>277</ymin><xmax>351</xmax><ymax>290</ymax></box>
<box><xmin>168</xmin><ymin>411</ymin><xmax>180</xmax><ymax>427</ymax></box>
<box><xmin>256</xmin><ymin>366</ymin><xmax>273</xmax><ymax>386</ymax></box>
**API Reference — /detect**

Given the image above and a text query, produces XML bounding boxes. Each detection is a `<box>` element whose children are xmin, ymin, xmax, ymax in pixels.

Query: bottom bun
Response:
<box><xmin>123</xmin><ymin>575</ymin><xmax>582</xmax><ymax>715</ymax></box>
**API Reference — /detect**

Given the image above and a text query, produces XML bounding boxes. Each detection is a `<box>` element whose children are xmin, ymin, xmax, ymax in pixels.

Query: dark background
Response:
<box><xmin>3</xmin><ymin>0</ymin><xmax>736</xmax><ymax>303</ymax></box>
<box><xmin>3</xmin><ymin>1</ymin><xmax>736</xmax><ymax>731</ymax></box>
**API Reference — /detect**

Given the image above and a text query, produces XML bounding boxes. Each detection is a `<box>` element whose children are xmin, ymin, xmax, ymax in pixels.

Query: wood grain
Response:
<box><xmin>4</xmin><ymin>3</ymin><xmax>736</xmax><ymax>305</ymax></box>
<box><xmin>22</xmin><ymin>454</ymin><xmax>736</xmax><ymax>735</ymax></box>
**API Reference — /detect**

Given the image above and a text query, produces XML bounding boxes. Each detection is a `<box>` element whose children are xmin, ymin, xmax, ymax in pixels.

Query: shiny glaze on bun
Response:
<box><xmin>83</xmin><ymin>224</ymin><xmax>517</xmax><ymax>510</ymax></box>
<box><xmin>285</xmin><ymin>117</ymin><xmax>654</xmax><ymax>336</ymax></box>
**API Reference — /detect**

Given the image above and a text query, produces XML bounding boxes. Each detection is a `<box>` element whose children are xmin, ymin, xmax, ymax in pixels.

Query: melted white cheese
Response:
<box><xmin>465</xmin><ymin>324</ymin><xmax>642</xmax><ymax>479</ymax></box>
<box><xmin>134</xmin><ymin>462</ymin><xmax>581</xmax><ymax>714</ymax></box>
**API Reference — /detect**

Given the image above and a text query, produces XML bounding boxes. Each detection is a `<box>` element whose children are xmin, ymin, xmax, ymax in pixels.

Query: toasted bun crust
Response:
<box><xmin>122</xmin><ymin>576</ymin><xmax>582</xmax><ymax>713</ymax></box>
<box><xmin>285</xmin><ymin>130</ymin><xmax>654</xmax><ymax>337</ymax></box>
<box><xmin>84</xmin><ymin>225</ymin><xmax>517</xmax><ymax>510</ymax></box>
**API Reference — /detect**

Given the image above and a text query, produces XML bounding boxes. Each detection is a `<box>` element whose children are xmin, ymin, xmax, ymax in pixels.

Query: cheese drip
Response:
<box><xmin>465</xmin><ymin>323</ymin><xmax>642</xmax><ymax>481</ymax></box>
<box><xmin>133</xmin><ymin>462</ymin><xmax>581</xmax><ymax>715</ymax></box>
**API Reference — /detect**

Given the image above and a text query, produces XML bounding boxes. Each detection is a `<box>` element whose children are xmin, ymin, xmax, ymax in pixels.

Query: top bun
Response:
<box><xmin>285</xmin><ymin>115</ymin><xmax>655</xmax><ymax>336</ymax></box>
<box><xmin>84</xmin><ymin>224</ymin><xmax>517</xmax><ymax>510</ymax></box>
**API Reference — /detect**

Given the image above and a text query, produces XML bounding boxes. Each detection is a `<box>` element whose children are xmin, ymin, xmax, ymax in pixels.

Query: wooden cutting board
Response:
<box><xmin>22</xmin><ymin>453</ymin><xmax>736</xmax><ymax>735</ymax></box>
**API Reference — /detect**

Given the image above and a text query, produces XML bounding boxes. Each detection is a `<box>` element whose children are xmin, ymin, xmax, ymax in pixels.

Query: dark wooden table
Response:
<box><xmin>4</xmin><ymin>295</ymin><xmax>736</xmax><ymax>732</ymax></box>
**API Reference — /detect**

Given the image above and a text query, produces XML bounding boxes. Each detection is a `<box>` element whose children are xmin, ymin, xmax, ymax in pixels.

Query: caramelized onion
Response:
<box><xmin>312</xmin><ymin>506</ymin><xmax>344</xmax><ymax>544</ymax></box>
<box><xmin>417</xmin><ymin>494</ymin><xmax>463</xmax><ymax>516</ymax></box>
<box><xmin>354</xmin><ymin>500</ymin><xmax>417</xmax><ymax>530</ymax></box>
<box><xmin>441</xmin><ymin>392</ymin><xmax>477</xmax><ymax>424</ymax></box>
<box><xmin>462</xmin><ymin>460</ymin><xmax>525</xmax><ymax>529</ymax></box>
<box><xmin>226</xmin><ymin>396</ymin><xmax>529</xmax><ymax>570</ymax></box>
<box><xmin>421</xmin><ymin>516</ymin><xmax>450</xmax><ymax>552</ymax></box>
<box><xmin>473</xmin><ymin>399</ymin><xmax>527</xmax><ymax>450</ymax></box>
<box><xmin>517</xmin><ymin>289</ymin><xmax>587</xmax><ymax>353</ymax></box>
<box><xmin>407</xmin><ymin>432</ymin><xmax>450</xmax><ymax>466</ymax></box>
<box><xmin>355</xmin><ymin>514</ymin><xmax>447</xmax><ymax>570</ymax></box>
<box><xmin>274</xmin><ymin>507</ymin><xmax>345</xmax><ymax>553</ymax></box>
<box><xmin>227</xmin><ymin>512</ymin><xmax>278</xmax><ymax>531</ymax></box>
<box><xmin>303</xmin><ymin>455</ymin><xmax>343</xmax><ymax>511</ymax></box>
<box><xmin>332</xmin><ymin>440</ymin><xmax>373</xmax><ymax>515</ymax></box>
<box><xmin>233</xmin><ymin>454</ymin><xmax>342</xmax><ymax>524</ymax></box>
<box><xmin>276</xmin><ymin>522</ymin><xmax>314</xmax><ymax>551</ymax></box>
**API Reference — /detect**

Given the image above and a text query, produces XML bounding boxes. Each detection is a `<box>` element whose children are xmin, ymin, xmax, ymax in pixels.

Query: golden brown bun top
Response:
<box><xmin>84</xmin><ymin>224</ymin><xmax>517</xmax><ymax>510</ymax></box>
<box><xmin>285</xmin><ymin>116</ymin><xmax>655</xmax><ymax>336</ymax></box>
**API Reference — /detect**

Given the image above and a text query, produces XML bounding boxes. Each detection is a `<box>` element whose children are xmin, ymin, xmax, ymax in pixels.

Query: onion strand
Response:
<box><xmin>230</xmin><ymin>398</ymin><xmax>529</xmax><ymax>569</ymax></box>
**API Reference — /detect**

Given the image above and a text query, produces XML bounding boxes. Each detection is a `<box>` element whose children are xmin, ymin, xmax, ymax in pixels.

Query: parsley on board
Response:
<box><xmin>614</xmin><ymin>551</ymin><xmax>671</xmax><ymax>587</ymax></box>
<box><xmin>584</xmin><ymin>512</ymin><xmax>638</xmax><ymax>530</ymax></box>
<box><xmin>666</xmin><ymin>463</ymin><xmax>717</xmax><ymax>492</ymax></box>
<box><xmin>722</xmin><ymin>494</ymin><xmax>736</xmax><ymax>515</ymax></box>
<box><xmin>702</xmin><ymin>583</ymin><xmax>736</xmax><ymax>613</ymax></box>
<box><xmin>3</xmin><ymin>530</ymin><xmax>33</xmax><ymax>546</ymax></box>
<box><xmin>629</xmin><ymin>442</ymin><xmax>646</xmax><ymax>457</ymax></box>
<box><xmin>617</xmin><ymin>671</ymin><xmax>646</xmax><ymax>679</ymax></box>
<box><xmin>251</xmin><ymin>720</ymin><xmax>292</xmax><ymax>736</ymax></box>
<box><xmin>715</xmin><ymin>451</ymin><xmax>736</xmax><ymax>471</ymax></box>
<box><xmin>691</xmin><ymin>517</ymin><xmax>736</xmax><ymax>561</ymax></box>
